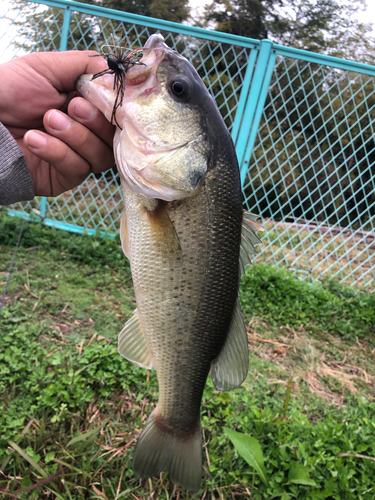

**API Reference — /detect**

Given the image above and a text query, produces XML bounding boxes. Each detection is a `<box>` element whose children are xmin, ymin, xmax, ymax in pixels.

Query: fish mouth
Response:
<box><xmin>76</xmin><ymin>35</ymin><xmax>169</xmax><ymax>121</ymax></box>
<box><xmin>125</xmin><ymin>34</ymin><xmax>168</xmax><ymax>90</ymax></box>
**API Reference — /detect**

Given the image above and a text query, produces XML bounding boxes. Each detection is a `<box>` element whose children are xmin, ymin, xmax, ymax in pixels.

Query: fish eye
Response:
<box><xmin>171</xmin><ymin>78</ymin><xmax>190</xmax><ymax>98</ymax></box>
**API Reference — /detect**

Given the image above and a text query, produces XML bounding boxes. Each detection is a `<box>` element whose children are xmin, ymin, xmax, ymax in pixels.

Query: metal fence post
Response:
<box><xmin>234</xmin><ymin>39</ymin><xmax>276</xmax><ymax>186</ymax></box>
<box><xmin>59</xmin><ymin>5</ymin><xmax>71</xmax><ymax>51</ymax></box>
<box><xmin>231</xmin><ymin>49</ymin><xmax>258</xmax><ymax>146</ymax></box>
<box><xmin>39</xmin><ymin>197</ymin><xmax>47</xmax><ymax>220</ymax></box>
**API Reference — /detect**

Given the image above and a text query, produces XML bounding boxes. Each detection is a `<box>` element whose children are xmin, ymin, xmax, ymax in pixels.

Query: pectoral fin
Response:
<box><xmin>118</xmin><ymin>310</ymin><xmax>154</xmax><ymax>369</ymax></box>
<box><xmin>239</xmin><ymin>211</ymin><xmax>264</xmax><ymax>275</ymax></box>
<box><xmin>147</xmin><ymin>201</ymin><xmax>182</xmax><ymax>258</ymax></box>
<box><xmin>210</xmin><ymin>299</ymin><xmax>248</xmax><ymax>391</ymax></box>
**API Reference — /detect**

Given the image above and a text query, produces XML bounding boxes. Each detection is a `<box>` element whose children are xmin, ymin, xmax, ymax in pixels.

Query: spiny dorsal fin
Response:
<box><xmin>210</xmin><ymin>299</ymin><xmax>249</xmax><ymax>391</ymax></box>
<box><xmin>239</xmin><ymin>211</ymin><xmax>264</xmax><ymax>275</ymax></box>
<box><xmin>118</xmin><ymin>310</ymin><xmax>155</xmax><ymax>369</ymax></box>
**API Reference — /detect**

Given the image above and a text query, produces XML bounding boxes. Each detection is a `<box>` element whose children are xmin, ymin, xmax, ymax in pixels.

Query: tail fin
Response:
<box><xmin>133</xmin><ymin>409</ymin><xmax>202</xmax><ymax>492</ymax></box>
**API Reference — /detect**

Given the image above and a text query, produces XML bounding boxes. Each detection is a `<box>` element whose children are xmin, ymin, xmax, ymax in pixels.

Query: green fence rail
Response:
<box><xmin>1</xmin><ymin>0</ymin><xmax>374</xmax><ymax>289</ymax></box>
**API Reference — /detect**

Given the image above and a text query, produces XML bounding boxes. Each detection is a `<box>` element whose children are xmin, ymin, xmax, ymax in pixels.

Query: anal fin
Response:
<box><xmin>210</xmin><ymin>299</ymin><xmax>248</xmax><ymax>391</ymax></box>
<box><xmin>118</xmin><ymin>310</ymin><xmax>154</xmax><ymax>369</ymax></box>
<box><xmin>239</xmin><ymin>210</ymin><xmax>264</xmax><ymax>275</ymax></box>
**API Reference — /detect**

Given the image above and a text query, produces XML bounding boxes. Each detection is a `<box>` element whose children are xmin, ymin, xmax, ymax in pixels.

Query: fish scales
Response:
<box><xmin>76</xmin><ymin>33</ymin><xmax>262</xmax><ymax>492</ymax></box>
<box><xmin>123</xmin><ymin>139</ymin><xmax>242</xmax><ymax>427</ymax></box>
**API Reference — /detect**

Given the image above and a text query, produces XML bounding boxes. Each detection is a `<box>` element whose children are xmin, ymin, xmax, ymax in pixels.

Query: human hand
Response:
<box><xmin>0</xmin><ymin>51</ymin><xmax>115</xmax><ymax>196</ymax></box>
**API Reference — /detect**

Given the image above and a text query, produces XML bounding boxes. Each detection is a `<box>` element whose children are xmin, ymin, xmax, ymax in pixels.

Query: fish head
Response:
<box><xmin>77</xmin><ymin>34</ymin><xmax>217</xmax><ymax>201</ymax></box>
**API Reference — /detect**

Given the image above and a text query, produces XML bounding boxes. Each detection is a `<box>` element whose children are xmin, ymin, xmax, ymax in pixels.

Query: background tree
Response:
<box><xmin>13</xmin><ymin>0</ymin><xmax>190</xmax><ymax>53</ymax></box>
<box><xmin>202</xmin><ymin>0</ymin><xmax>284</xmax><ymax>40</ymax></box>
<box><xmin>270</xmin><ymin>0</ymin><xmax>375</xmax><ymax>64</ymax></box>
<box><xmin>202</xmin><ymin>0</ymin><xmax>375</xmax><ymax>64</ymax></box>
<box><xmin>99</xmin><ymin>0</ymin><xmax>189</xmax><ymax>24</ymax></box>
<box><xmin>201</xmin><ymin>0</ymin><xmax>375</xmax><ymax>226</ymax></box>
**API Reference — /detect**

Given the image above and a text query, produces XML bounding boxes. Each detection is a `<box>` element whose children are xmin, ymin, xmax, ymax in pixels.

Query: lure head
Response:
<box><xmin>106</xmin><ymin>55</ymin><xmax>122</xmax><ymax>72</ymax></box>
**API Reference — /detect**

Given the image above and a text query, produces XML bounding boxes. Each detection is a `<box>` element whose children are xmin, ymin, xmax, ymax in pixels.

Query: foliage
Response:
<box><xmin>13</xmin><ymin>0</ymin><xmax>190</xmax><ymax>54</ymax></box>
<box><xmin>202</xmin><ymin>0</ymin><xmax>283</xmax><ymax>40</ymax></box>
<box><xmin>0</xmin><ymin>214</ymin><xmax>126</xmax><ymax>270</ymax></box>
<box><xmin>98</xmin><ymin>0</ymin><xmax>190</xmax><ymax>24</ymax></box>
<box><xmin>1</xmin><ymin>217</ymin><xmax>375</xmax><ymax>498</ymax></box>
<box><xmin>202</xmin><ymin>0</ymin><xmax>375</xmax><ymax>63</ymax></box>
<box><xmin>271</xmin><ymin>0</ymin><xmax>375</xmax><ymax>63</ymax></box>
<box><xmin>240</xmin><ymin>263</ymin><xmax>375</xmax><ymax>340</ymax></box>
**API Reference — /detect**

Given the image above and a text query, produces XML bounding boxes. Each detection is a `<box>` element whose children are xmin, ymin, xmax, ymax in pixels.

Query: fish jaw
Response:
<box><xmin>114</xmin><ymin>131</ymin><xmax>207</xmax><ymax>202</ymax></box>
<box><xmin>124</xmin><ymin>33</ymin><xmax>168</xmax><ymax>88</ymax></box>
<box><xmin>75</xmin><ymin>39</ymin><xmax>165</xmax><ymax>126</ymax></box>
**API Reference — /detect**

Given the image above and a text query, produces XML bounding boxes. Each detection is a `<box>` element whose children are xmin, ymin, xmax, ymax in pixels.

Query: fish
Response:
<box><xmin>76</xmin><ymin>34</ymin><xmax>263</xmax><ymax>492</ymax></box>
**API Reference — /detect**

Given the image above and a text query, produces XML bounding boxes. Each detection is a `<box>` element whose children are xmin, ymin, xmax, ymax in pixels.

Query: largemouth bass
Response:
<box><xmin>77</xmin><ymin>34</ymin><xmax>262</xmax><ymax>492</ymax></box>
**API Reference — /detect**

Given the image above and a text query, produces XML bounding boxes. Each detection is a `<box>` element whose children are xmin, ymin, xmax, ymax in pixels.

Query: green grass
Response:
<box><xmin>240</xmin><ymin>263</ymin><xmax>375</xmax><ymax>339</ymax></box>
<box><xmin>1</xmin><ymin>214</ymin><xmax>375</xmax><ymax>499</ymax></box>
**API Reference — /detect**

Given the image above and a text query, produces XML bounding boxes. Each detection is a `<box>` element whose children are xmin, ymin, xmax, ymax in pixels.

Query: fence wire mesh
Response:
<box><xmin>1</xmin><ymin>0</ymin><xmax>374</xmax><ymax>289</ymax></box>
<box><xmin>243</xmin><ymin>56</ymin><xmax>375</xmax><ymax>288</ymax></box>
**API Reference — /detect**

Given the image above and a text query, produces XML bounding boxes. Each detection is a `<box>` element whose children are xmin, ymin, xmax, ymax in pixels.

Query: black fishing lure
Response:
<box><xmin>90</xmin><ymin>41</ymin><xmax>144</xmax><ymax>129</ymax></box>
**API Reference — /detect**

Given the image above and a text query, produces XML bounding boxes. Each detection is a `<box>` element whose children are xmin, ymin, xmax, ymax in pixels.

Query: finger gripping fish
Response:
<box><xmin>77</xmin><ymin>34</ymin><xmax>263</xmax><ymax>492</ymax></box>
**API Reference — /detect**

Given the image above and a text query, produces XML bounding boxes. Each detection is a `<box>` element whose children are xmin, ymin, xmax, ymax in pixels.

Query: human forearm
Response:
<box><xmin>0</xmin><ymin>122</ymin><xmax>35</xmax><ymax>205</ymax></box>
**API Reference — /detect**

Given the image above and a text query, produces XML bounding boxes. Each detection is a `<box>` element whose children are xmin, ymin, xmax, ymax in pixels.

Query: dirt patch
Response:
<box><xmin>247</xmin><ymin>320</ymin><xmax>375</xmax><ymax>405</ymax></box>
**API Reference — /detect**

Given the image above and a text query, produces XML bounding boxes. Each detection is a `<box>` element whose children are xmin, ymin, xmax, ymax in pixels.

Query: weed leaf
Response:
<box><xmin>8</xmin><ymin>440</ymin><xmax>47</xmax><ymax>478</ymax></box>
<box><xmin>0</xmin><ymin>420</ymin><xmax>33</xmax><ymax>472</ymax></box>
<box><xmin>67</xmin><ymin>420</ymin><xmax>108</xmax><ymax>447</ymax></box>
<box><xmin>287</xmin><ymin>461</ymin><xmax>316</xmax><ymax>486</ymax></box>
<box><xmin>281</xmin><ymin>494</ymin><xmax>293</xmax><ymax>500</ymax></box>
<box><xmin>224</xmin><ymin>428</ymin><xmax>269</xmax><ymax>486</ymax></box>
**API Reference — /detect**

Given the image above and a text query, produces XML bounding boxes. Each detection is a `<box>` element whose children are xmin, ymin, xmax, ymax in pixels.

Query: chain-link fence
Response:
<box><xmin>243</xmin><ymin>46</ymin><xmax>375</xmax><ymax>289</ymax></box>
<box><xmin>1</xmin><ymin>0</ymin><xmax>374</xmax><ymax>289</ymax></box>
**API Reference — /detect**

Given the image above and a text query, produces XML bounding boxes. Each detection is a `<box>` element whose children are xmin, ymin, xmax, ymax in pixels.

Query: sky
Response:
<box><xmin>356</xmin><ymin>1</ymin><xmax>375</xmax><ymax>24</ymax></box>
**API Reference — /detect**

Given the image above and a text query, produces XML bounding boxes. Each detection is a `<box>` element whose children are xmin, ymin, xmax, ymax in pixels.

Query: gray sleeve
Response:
<box><xmin>0</xmin><ymin>122</ymin><xmax>35</xmax><ymax>205</ymax></box>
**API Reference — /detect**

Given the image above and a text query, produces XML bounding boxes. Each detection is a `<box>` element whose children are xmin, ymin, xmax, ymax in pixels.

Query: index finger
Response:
<box><xmin>24</xmin><ymin>50</ymin><xmax>109</xmax><ymax>93</ymax></box>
